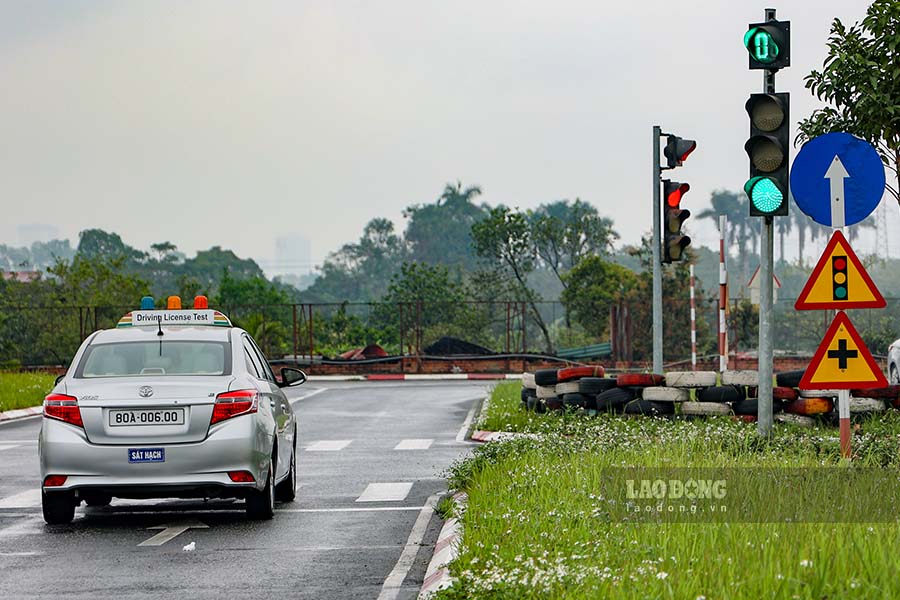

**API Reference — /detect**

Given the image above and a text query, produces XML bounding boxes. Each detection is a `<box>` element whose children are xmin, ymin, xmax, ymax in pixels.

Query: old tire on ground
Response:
<box><xmin>578</xmin><ymin>377</ymin><xmax>616</xmax><ymax>395</ymax></box>
<box><xmin>555</xmin><ymin>381</ymin><xmax>581</xmax><ymax>395</ymax></box>
<box><xmin>849</xmin><ymin>397</ymin><xmax>887</xmax><ymax>413</ymax></box>
<box><xmin>525</xmin><ymin>396</ymin><xmax>539</xmax><ymax>412</ymax></box>
<box><xmin>775</xmin><ymin>413</ymin><xmax>816</xmax><ymax>427</ymax></box>
<box><xmin>733</xmin><ymin>414</ymin><xmax>758</xmax><ymax>423</ymax></box>
<box><xmin>681</xmin><ymin>401</ymin><xmax>731</xmax><ymax>416</ymax></box>
<box><xmin>596</xmin><ymin>387</ymin><xmax>635</xmax><ymax>412</ymax></box>
<box><xmin>785</xmin><ymin>397</ymin><xmax>833</xmax><ymax>416</ymax></box>
<box><xmin>246</xmin><ymin>460</ymin><xmax>275</xmax><ymax>520</ymax></box>
<box><xmin>616</xmin><ymin>373</ymin><xmax>665</xmax><ymax>387</ymax></box>
<box><xmin>664</xmin><ymin>371</ymin><xmax>717</xmax><ymax>388</ymax></box>
<box><xmin>558</xmin><ymin>365</ymin><xmax>605</xmax><ymax>381</ymax></box>
<box><xmin>534</xmin><ymin>369</ymin><xmax>559</xmax><ymax>387</ymax></box>
<box><xmin>42</xmin><ymin>491</ymin><xmax>76</xmax><ymax>525</ymax></box>
<box><xmin>534</xmin><ymin>398</ymin><xmax>548</xmax><ymax>414</ymax></box>
<box><xmin>775</xmin><ymin>370</ymin><xmax>805</xmax><ymax>388</ymax></box>
<box><xmin>850</xmin><ymin>385</ymin><xmax>900</xmax><ymax>401</ymax></box>
<box><xmin>545</xmin><ymin>397</ymin><xmax>564</xmax><ymax>411</ymax></box>
<box><xmin>799</xmin><ymin>388</ymin><xmax>841</xmax><ymax>398</ymax></box>
<box><xmin>697</xmin><ymin>385</ymin><xmax>744</xmax><ymax>403</ymax></box>
<box><xmin>563</xmin><ymin>393</ymin><xmax>593</xmax><ymax>410</ymax></box>
<box><xmin>773</xmin><ymin>386</ymin><xmax>799</xmax><ymax>401</ymax></box>
<box><xmin>721</xmin><ymin>370</ymin><xmax>759</xmax><ymax>386</ymax></box>
<box><xmin>520</xmin><ymin>388</ymin><xmax>531</xmax><ymax>403</ymax></box>
<box><xmin>522</xmin><ymin>372</ymin><xmax>537</xmax><ymax>389</ymax></box>
<box><xmin>536</xmin><ymin>385</ymin><xmax>557</xmax><ymax>399</ymax></box>
<box><xmin>624</xmin><ymin>399</ymin><xmax>675</xmax><ymax>416</ymax></box>
<box><xmin>642</xmin><ymin>387</ymin><xmax>690</xmax><ymax>402</ymax></box>
<box><xmin>731</xmin><ymin>399</ymin><xmax>759</xmax><ymax>416</ymax></box>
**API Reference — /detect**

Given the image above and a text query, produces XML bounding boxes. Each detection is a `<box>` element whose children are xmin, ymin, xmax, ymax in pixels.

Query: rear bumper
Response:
<box><xmin>39</xmin><ymin>415</ymin><xmax>271</xmax><ymax>497</ymax></box>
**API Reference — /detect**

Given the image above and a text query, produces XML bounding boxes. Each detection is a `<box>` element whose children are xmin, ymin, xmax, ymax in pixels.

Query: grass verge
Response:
<box><xmin>0</xmin><ymin>371</ymin><xmax>56</xmax><ymax>412</ymax></box>
<box><xmin>437</xmin><ymin>382</ymin><xmax>900</xmax><ymax>599</ymax></box>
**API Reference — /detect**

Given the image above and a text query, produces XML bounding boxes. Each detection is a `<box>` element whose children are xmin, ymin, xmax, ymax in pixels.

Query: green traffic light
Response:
<box><xmin>744</xmin><ymin>176</ymin><xmax>784</xmax><ymax>214</ymax></box>
<box><xmin>744</xmin><ymin>28</ymin><xmax>779</xmax><ymax>64</ymax></box>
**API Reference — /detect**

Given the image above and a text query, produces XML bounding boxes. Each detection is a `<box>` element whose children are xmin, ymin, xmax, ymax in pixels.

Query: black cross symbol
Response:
<box><xmin>827</xmin><ymin>338</ymin><xmax>858</xmax><ymax>370</ymax></box>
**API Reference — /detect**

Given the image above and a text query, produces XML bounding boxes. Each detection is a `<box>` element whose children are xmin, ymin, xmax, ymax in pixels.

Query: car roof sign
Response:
<box><xmin>117</xmin><ymin>309</ymin><xmax>232</xmax><ymax>328</ymax></box>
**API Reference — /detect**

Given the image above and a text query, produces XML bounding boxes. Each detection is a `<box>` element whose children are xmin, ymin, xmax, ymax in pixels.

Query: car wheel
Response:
<box><xmin>275</xmin><ymin>447</ymin><xmax>297</xmax><ymax>503</ymax></box>
<box><xmin>246</xmin><ymin>460</ymin><xmax>275</xmax><ymax>520</ymax></box>
<box><xmin>84</xmin><ymin>493</ymin><xmax>112</xmax><ymax>507</ymax></box>
<box><xmin>42</xmin><ymin>491</ymin><xmax>75</xmax><ymax>525</ymax></box>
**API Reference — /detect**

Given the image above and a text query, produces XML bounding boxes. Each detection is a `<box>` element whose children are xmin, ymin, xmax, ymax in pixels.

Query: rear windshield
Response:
<box><xmin>76</xmin><ymin>341</ymin><xmax>232</xmax><ymax>378</ymax></box>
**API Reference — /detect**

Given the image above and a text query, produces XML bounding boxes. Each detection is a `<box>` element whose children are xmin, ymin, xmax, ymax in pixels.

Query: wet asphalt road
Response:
<box><xmin>0</xmin><ymin>381</ymin><xmax>485</xmax><ymax>599</ymax></box>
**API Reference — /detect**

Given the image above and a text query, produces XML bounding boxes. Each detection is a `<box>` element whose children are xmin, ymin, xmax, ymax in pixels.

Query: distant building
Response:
<box><xmin>273</xmin><ymin>234</ymin><xmax>312</xmax><ymax>277</ymax></box>
<box><xmin>2</xmin><ymin>270</ymin><xmax>41</xmax><ymax>282</ymax></box>
<box><xmin>17</xmin><ymin>224</ymin><xmax>58</xmax><ymax>247</ymax></box>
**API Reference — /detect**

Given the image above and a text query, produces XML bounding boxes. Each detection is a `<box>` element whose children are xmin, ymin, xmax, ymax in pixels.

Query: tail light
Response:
<box><xmin>44</xmin><ymin>475</ymin><xmax>68</xmax><ymax>487</ymax></box>
<box><xmin>211</xmin><ymin>390</ymin><xmax>258</xmax><ymax>425</ymax></box>
<box><xmin>43</xmin><ymin>393</ymin><xmax>83</xmax><ymax>428</ymax></box>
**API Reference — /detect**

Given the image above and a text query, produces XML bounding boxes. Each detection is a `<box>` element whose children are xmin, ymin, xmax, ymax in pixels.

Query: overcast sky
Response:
<box><xmin>0</xmin><ymin>0</ymin><xmax>884</xmax><ymax>271</ymax></box>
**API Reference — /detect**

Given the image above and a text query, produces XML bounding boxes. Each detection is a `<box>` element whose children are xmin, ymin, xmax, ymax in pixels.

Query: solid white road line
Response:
<box><xmin>278</xmin><ymin>506</ymin><xmax>426</xmax><ymax>513</ymax></box>
<box><xmin>393</xmin><ymin>439</ymin><xmax>433</xmax><ymax>451</ymax></box>
<box><xmin>356</xmin><ymin>482</ymin><xmax>413</xmax><ymax>503</ymax></box>
<box><xmin>377</xmin><ymin>492</ymin><xmax>441</xmax><ymax>600</ymax></box>
<box><xmin>0</xmin><ymin>489</ymin><xmax>41</xmax><ymax>509</ymax></box>
<box><xmin>137</xmin><ymin>519</ymin><xmax>208</xmax><ymax>547</ymax></box>
<box><xmin>305</xmin><ymin>440</ymin><xmax>352</xmax><ymax>452</ymax></box>
<box><xmin>289</xmin><ymin>387</ymin><xmax>328</xmax><ymax>405</ymax></box>
<box><xmin>0</xmin><ymin>445</ymin><xmax>21</xmax><ymax>452</ymax></box>
<box><xmin>455</xmin><ymin>400</ymin><xmax>479</xmax><ymax>443</ymax></box>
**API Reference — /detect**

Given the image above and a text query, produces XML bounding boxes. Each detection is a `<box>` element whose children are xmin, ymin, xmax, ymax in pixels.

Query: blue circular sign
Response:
<box><xmin>790</xmin><ymin>132</ymin><xmax>885</xmax><ymax>227</ymax></box>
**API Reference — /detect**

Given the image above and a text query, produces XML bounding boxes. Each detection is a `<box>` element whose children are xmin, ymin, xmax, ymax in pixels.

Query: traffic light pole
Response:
<box><xmin>757</xmin><ymin>7</ymin><xmax>777</xmax><ymax>437</ymax></box>
<box><xmin>652</xmin><ymin>125</ymin><xmax>663</xmax><ymax>374</ymax></box>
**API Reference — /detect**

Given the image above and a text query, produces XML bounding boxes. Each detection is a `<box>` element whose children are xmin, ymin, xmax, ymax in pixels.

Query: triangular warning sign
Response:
<box><xmin>795</xmin><ymin>230</ymin><xmax>885</xmax><ymax>310</ymax></box>
<box><xmin>799</xmin><ymin>312</ymin><xmax>888</xmax><ymax>390</ymax></box>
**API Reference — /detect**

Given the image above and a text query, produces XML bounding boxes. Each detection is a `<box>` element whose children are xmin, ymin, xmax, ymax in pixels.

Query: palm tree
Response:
<box><xmin>793</xmin><ymin>209</ymin><xmax>811</xmax><ymax>267</ymax></box>
<box><xmin>696</xmin><ymin>190</ymin><xmax>753</xmax><ymax>292</ymax></box>
<box><xmin>775</xmin><ymin>214</ymin><xmax>793</xmax><ymax>264</ymax></box>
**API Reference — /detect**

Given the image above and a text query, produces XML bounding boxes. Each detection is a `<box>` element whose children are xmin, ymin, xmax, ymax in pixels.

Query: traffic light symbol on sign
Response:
<box><xmin>662</xmin><ymin>180</ymin><xmax>691</xmax><ymax>263</ymax></box>
<box><xmin>832</xmin><ymin>256</ymin><xmax>848</xmax><ymax>301</ymax></box>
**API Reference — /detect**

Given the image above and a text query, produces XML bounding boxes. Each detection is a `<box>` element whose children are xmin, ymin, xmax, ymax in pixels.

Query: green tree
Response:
<box><xmin>696</xmin><ymin>190</ymin><xmax>757</xmax><ymax>289</ymax></box>
<box><xmin>797</xmin><ymin>0</ymin><xmax>900</xmax><ymax>204</ymax></box>
<box><xmin>76</xmin><ymin>229</ymin><xmax>146</xmax><ymax>263</ymax></box>
<box><xmin>560</xmin><ymin>256</ymin><xmax>637</xmax><ymax>337</ymax></box>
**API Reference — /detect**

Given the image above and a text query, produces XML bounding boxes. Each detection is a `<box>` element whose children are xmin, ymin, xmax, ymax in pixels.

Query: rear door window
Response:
<box><xmin>242</xmin><ymin>338</ymin><xmax>265</xmax><ymax>380</ymax></box>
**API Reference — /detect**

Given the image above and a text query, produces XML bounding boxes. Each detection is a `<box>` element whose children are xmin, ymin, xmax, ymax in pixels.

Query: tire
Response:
<box><xmin>555</xmin><ymin>381</ymin><xmax>581</xmax><ymax>395</ymax></box>
<box><xmin>616</xmin><ymin>373</ymin><xmax>665</xmax><ymax>387</ymax></box>
<box><xmin>534</xmin><ymin>369</ymin><xmax>559</xmax><ymax>387</ymax></box>
<box><xmin>799</xmin><ymin>388</ymin><xmax>841</xmax><ymax>398</ymax></box>
<box><xmin>850</xmin><ymin>385</ymin><xmax>900</xmax><ymax>400</ymax></box>
<box><xmin>773</xmin><ymin>386</ymin><xmax>799</xmax><ymax>401</ymax></box>
<box><xmin>526</xmin><ymin>396</ymin><xmax>539</xmax><ymax>412</ymax></box>
<box><xmin>697</xmin><ymin>385</ymin><xmax>744</xmax><ymax>403</ymax></box>
<box><xmin>545</xmin><ymin>397</ymin><xmax>564</xmax><ymax>411</ymax></box>
<box><xmin>731</xmin><ymin>399</ymin><xmax>759</xmax><ymax>415</ymax></box>
<box><xmin>775</xmin><ymin>413</ymin><xmax>816</xmax><ymax>427</ymax></box>
<box><xmin>84</xmin><ymin>493</ymin><xmax>112</xmax><ymax>507</ymax></box>
<box><xmin>578</xmin><ymin>377</ymin><xmax>616</xmax><ymax>395</ymax></box>
<box><xmin>784</xmin><ymin>397</ymin><xmax>833</xmax><ymax>416</ymax></box>
<box><xmin>624</xmin><ymin>399</ymin><xmax>674</xmax><ymax>416</ymax></box>
<box><xmin>534</xmin><ymin>399</ymin><xmax>548</xmax><ymax>414</ymax></box>
<box><xmin>520</xmin><ymin>388</ymin><xmax>531</xmax><ymax>403</ymax></box>
<box><xmin>558</xmin><ymin>365</ymin><xmax>605</xmax><ymax>381</ymax></box>
<box><xmin>775</xmin><ymin>370</ymin><xmax>805</xmax><ymax>388</ymax></box>
<box><xmin>536</xmin><ymin>385</ymin><xmax>558</xmax><ymax>399</ymax></box>
<box><xmin>563</xmin><ymin>393</ymin><xmax>592</xmax><ymax>410</ymax></box>
<box><xmin>733</xmin><ymin>414</ymin><xmax>757</xmax><ymax>423</ymax></box>
<box><xmin>596</xmin><ymin>387</ymin><xmax>635</xmax><ymax>412</ymax></box>
<box><xmin>246</xmin><ymin>460</ymin><xmax>275</xmax><ymax>520</ymax></box>
<box><xmin>42</xmin><ymin>491</ymin><xmax>75</xmax><ymax>524</ymax></box>
<box><xmin>522</xmin><ymin>372</ymin><xmax>537</xmax><ymax>389</ymax></box>
<box><xmin>665</xmin><ymin>371</ymin><xmax>717</xmax><ymax>388</ymax></box>
<box><xmin>681</xmin><ymin>401</ymin><xmax>731</xmax><ymax>416</ymax></box>
<box><xmin>721</xmin><ymin>370</ymin><xmax>759</xmax><ymax>386</ymax></box>
<box><xmin>641</xmin><ymin>387</ymin><xmax>690</xmax><ymax>402</ymax></box>
<box><xmin>849</xmin><ymin>397</ymin><xmax>887</xmax><ymax>413</ymax></box>
<box><xmin>275</xmin><ymin>445</ymin><xmax>297</xmax><ymax>503</ymax></box>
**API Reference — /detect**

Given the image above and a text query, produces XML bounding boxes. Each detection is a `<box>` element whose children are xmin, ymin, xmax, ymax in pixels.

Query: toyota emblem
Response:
<box><xmin>138</xmin><ymin>386</ymin><xmax>154</xmax><ymax>398</ymax></box>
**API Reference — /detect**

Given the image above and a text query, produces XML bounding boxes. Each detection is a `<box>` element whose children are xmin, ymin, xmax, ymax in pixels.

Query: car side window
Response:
<box><xmin>247</xmin><ymin>337</ymin><xmax>277</xmax><ymax>383</ymax></box>
<box><xmin>242</xmin><ymin>338</ymin><xmax>264</xmax><ymax>380</ymax></box>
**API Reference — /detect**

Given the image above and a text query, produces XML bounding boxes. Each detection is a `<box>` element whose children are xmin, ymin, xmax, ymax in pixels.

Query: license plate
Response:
<box><xmin>109</xmin><ymin>408</ymin><xmax>185</xmax><ymax>427</ymax></box>
<box><xmin>128</xmin><ymin>448</ymin><xmax>165</xmax><ymax>463</ymax></box>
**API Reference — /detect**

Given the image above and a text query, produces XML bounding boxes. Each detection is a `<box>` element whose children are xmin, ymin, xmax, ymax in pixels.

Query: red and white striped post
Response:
<box><xmin>719</xmin><ymin>215</ymin><xmax>728</xmax><ymax>372</ymax></box>
<box><xmin>689</xmin><ymin>264</ymin><xmax>697</xmax><ymax>371</ymax></box>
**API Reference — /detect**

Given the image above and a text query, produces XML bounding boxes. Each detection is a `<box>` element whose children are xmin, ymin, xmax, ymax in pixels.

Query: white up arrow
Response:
<box><xmin>138</xmin><ymin>519</ymin><xmax>208</xmax><ymax>547</ymax></box>
<box><xmin>825</xmin><ymin>155</ymin><xmax>850</xmax><ymax>228</ymax></box>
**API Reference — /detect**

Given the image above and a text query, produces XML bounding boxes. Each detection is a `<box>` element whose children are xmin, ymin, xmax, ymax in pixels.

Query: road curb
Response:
<box><xmin>0</xmin><ymin>406</ymin><xmax>42</xmax><ymax>423</ymax></box>
<box><xmin>418</xmin><ymin>491</ymin><xmax>467</xmax><ymax>599</ymax></box>
<box><xmin>307</xmin><ymin>373</ymin><xmax>522</xmax><ymax>382</ymax></box>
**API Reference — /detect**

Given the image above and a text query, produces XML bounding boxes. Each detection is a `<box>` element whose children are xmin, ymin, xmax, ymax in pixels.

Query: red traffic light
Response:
<box><xmin>664</xmin><ymin>181</ymin><xmax>690</xmax><ymax>207</ymax></box>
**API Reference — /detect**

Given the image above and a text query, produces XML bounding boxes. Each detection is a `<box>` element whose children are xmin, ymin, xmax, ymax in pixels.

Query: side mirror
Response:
<box><xmin>279</xmin><ymin>368</ymin><xmax>307</xmax><ymax>388</ymax></box>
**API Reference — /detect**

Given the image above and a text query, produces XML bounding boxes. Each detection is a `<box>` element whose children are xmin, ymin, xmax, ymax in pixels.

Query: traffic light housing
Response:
<box><xmin>663</xmin><ymin>180</ymin><xmax>691</xmax><ymax>263</ymax></box>
<box><xmin>745</xmin><ymin>92</ymin><xmax>790</xmax><ymax>217</ymax></box>
<box><xmin>744</xmin><ymin>20</ymin><xmax>790</xmax><ymax>70</ymax></box>
<box><xmin>832</xmin><ymin>255</ymin><xmax>848</xmax><ymax>301</ymax></box>
<box><xmin>663</xmin><ymin>136</ymin><xmax>697</xmax><ymax>169</ymax></box>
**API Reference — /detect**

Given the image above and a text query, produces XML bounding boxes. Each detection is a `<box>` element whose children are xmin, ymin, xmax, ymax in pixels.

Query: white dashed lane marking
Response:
<box><xmin>305</xmin><ymin>440</ymin><xmax>352</xmax><ymax>452</ymax></box>
<box><xmin>0</xmin><ymin>490</ymin><xmax>41</xmax><ymax>509</ymax></box>
<box><xmin>393</xmin><ymin>439</ymin><xmax>433</xmax><ymax>450</ymax></box>
<box><xmin>356</xmin><ymin>483</ymin><xmax>413</xmax><ymax>503</ymax></box>
<box><xmin>0</xmin><ymin>445</ymin><xmax>21</xmax><ymax>452</ymax></box>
